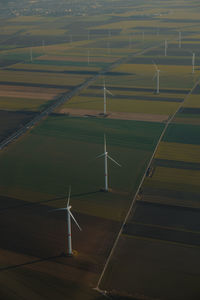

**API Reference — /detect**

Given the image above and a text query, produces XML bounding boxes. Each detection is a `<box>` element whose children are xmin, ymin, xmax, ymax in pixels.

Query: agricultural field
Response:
<box><xmin>0</xmin><ymin>0</ymin><xmax>200</xmax><ymax>300</ymax></box>
<box><xmin>0</xmin><ymin>116</ymin><xmax>164</xmax><ymax>299</ymax></box>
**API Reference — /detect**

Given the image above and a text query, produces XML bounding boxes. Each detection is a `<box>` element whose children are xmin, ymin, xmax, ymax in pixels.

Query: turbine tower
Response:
<box><xmin>30</xmin><ymin>47</ymin><xmax>33</xmax><ymax>62</ymax></box>
<box><xmin>178</xmin><ymin>31</ymin><xmax>182</xmax><ymax>48</ymax></box>
<box><xmin>192</xmin><ymin>52</ymin><xmax>195</xmax><ymax>74</ymax></box>
<box><xmin>153</xmin><ymin>63</ymin><xmax>160</xmax><ymax>94</ymax></box>
<box><xmin>96</xmin><ymin>135</ymin><xmax>121</xmax><ymax>192</ymax></box>
<box><xmin>142</xmin><ymin>31</ymin><xmax>145</xmax><ymax>42</ymax></box>
<box><xmin>87</xmin><ymin>50</ymin><xmax>90</xmax><ymax>65</ymax></box>
<box><xmin>42</xmin><ymin>40</ymin><xmax>45</xmax><ymax>52</ymax></box>
<box><xmin>164</xmin><ymin>40</ymin><xmax>167</xmax><ymax>57</ymax></box>
<box><xmin>50</xmin><ymin>186</ymin><xmax>82</xmax><ymax>256</ymax></box>
<box><xmin>103</xmin><ymin>81</ymin><xmax>113</xmax><ymax>115</ymax></box>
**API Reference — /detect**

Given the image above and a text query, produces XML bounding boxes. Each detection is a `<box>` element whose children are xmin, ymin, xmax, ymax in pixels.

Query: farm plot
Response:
<box><xmin>0</xmin><ymin>84</ymin><xmax>67</xmax><ymax>111</ymax></box>
<box><xmin>155</xmin><ymin>142</ymin><xmax>200</xmax><ymax>162</ymax></box>
<box><xmin>37</xmin><ymin>54</ymin><xmax>119</xmax><ymax>64</ymax></box>
<box><xmin>112</xmin><ymin>63</ymin><xmax>199</xmax><ymax>90</ymax></box>
<box><xmin>162</xmin><ymin>123</ymin><xmax>200</xmax><ymax>145</ymax></box>
<box><xmin>60</xmin><ymin>94</ymin><xmax>179</xmax><ymax>117</ymax></box>
<box><xmin>100</xmin><ymin>225</ymin><xmax>200</xmax><ymax>300</ymax></box>
<box><xmin>0</xmin><ymin>116</ymin><xmax>163</xmax><ymax>299</ymax></box>
<box><xmin>8</xmin><ymin>63</ymin><xmax>100</xmax><ymax>73</ymax></box>
<box><xmin>0</xmin><ymin>110</ymin><xmax>36</xmax><ymax>142</ymax></box>
<box><xmin>145</xmin><ymin>166</ymin><xmax>200</xmax><ymax>196</ymax></box>
<box><xmin>0</xmin><ymin>116</ymin><xmax>163</xmax><ymax>205</ymax></box>
<box><xmin>0</xmin><ymin>70</ymin><xmax>89</xmax><ymax>87</ymax></box>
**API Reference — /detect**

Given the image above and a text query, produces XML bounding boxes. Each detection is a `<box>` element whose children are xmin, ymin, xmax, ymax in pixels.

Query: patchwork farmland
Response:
<box><xmin>0</xmin><ymin>1</ymin><xmax>200</xmax><ymax>300</ymax></box>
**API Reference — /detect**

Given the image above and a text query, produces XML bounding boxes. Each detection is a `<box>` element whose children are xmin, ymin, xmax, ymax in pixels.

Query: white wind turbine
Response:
<box><xmin>87</xmin><ymin>50</ymin><xmax>90</xmax><ymax>65</ymax></box>
<box><xmin>103</xmin><ymin>81</ymin><xmax>113</xmax><ymax>115</ymax></box>
<box><xmin>96</xmin><ymin>135</ymin><xmax>121</xmax><ymax>192</ymax></box>
<box><xmin>153</xmin><ymin>62</ymin><xmax>161</xmax><ymax>94</ymax></box>
<box><xmin>192</xmin><ymin>52</ymin><xmax>195</xmax><ymax>74</ymax></box>
<box><xmin>50</xmin><ymin>186</ymin><xmax>82</xmax><ymax>256</ymax></box>
<box><xmin>42</xmin><ymin>40</ymin><xmax>45</xmax><ymax>52</ymax></box>
<box><xmin>164</xmin><ymin>40</ymin><xmax>168</xmax><ymax>57</ymax></box>
<box><xmin>30</xmin><ymin>47</ymin><xmax>33</xmax><ymax>62</ymax></box>
<box><xmin>178</xmin><ymin>31</ymin><xmax>182</xmax><ymax>48</ymax></box>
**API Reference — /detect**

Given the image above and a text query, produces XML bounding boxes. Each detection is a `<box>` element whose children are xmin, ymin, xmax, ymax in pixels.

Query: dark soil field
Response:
<box><xmin>101</xmin><ymin>235</ymin><xmax>200</xmax><ymax>300</ymax></box>
<box><xmin>0</xmin><ymin>110</ymin><xmax>37</xmax><ymax>142</ymax></box>
<box><xmin>0</xmin><ymin>196</ymin><xmax>111</xmax><ymax>300</ymax></box>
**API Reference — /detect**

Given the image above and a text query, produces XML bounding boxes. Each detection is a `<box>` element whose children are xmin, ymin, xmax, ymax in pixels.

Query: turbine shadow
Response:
<box><xmin>0</xmin><ymin>190</ymin><xmax>100</xmax><ymax>212</ymax></box>
<box><xmin>0</xmin><ymin>254</ymin><xmax>66</xmax><ymax>272</ymax></box>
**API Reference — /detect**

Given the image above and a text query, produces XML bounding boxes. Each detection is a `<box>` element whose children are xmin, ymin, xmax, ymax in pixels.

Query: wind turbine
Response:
<box><xmin>103</xmin><ymin>81</ymin><xmax>113</xmax><ymax>115</ymax></box>
<box><xmin>50</xmin><ymin>186</ymin><xmax>82</xmax><ymax>256</ymax></box>
<box><xmin>164</xmin><ymin>40</ymin><xmax>168</xmax><ymax>57</ymax></box>
<box><xmin>129</xmin><ymin>36</ymin><xmax>132</xmax><ymax>48</ymax></box>
<box><xmin>42</xmin><ymin>40</ymin><xmax>45</xmax><ymax>52</ymax></box>
<box><xmin>96</xmin><ymin>135</ymin><xmax>121</xmax><ymax>192</ymax></box>
<box><xmin>178</xmin><ymin>31</ymin><xmax>182</xmax><ymax>48</ymax></box>
<box><xmin>87</xmin><ymin>50</ymin><xmax>90</xmax><ymax>65</ymax></box>
<box><xmin>192</xmin><ymin>52</ymin><xmax>195</xmax><ymax>74</ymax></box>
<box><xmin>30</xmin><ymin>47</ymin><xmax>33</xmax><ymax>62</ymax></box>
<box><xmin>153</xmin><ymin>62</ymin><xmax>161</xmax><ymax>94</ymax></box>
<box><xmin>142</xmin><ymin>31</ymin><xmax>145</xmax><ymax>42</ymax></box>
<box><xmin>107</xmin><ymin>40</ymin><xmax>110</xmax><ymax>54</ymax></box>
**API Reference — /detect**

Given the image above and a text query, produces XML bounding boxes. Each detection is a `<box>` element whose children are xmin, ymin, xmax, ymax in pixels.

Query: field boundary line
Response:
<box><xmin>95</xmin><ymin>73</ymin><xmax>200</xmax><ymax>292</ymax></box>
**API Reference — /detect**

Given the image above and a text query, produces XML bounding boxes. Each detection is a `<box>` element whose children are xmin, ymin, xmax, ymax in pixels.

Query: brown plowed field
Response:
<box><xmin>0</xmin><ymin>84</ymin><xmax>67</xmax><ymax>100</ymax></box>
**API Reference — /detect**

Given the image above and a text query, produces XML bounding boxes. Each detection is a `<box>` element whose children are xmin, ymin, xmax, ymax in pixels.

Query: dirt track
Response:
<box><xmin>60</xmin><ymin>108</ymin><xmax>168</xmax><ymax>123</ymax></box>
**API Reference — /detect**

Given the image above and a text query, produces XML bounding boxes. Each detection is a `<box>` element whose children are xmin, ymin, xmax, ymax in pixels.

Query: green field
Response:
<box><xmin>0</xmin><ymin>96</ymin><xmax>49</xmax><ymax>111</ymax></box>
<box><xmin>0</xmin><ymin>116</ymin><xmax>163</xmax><ymax>219</ymax></box>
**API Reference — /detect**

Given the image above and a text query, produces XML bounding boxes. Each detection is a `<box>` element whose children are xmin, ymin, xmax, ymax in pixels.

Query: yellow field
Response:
<box><xmin>183</xmin><ymin>94</ymin><xmax>200</xmax><ymax>108</ymax></box>
<box><xmin>0</xmin><ymin>70</ymin><xmax>89</xmax><ymax>86</ymax></box>
<box><xmin>24</xmin><ymin>29</ymin><xmax>67</xmax><ymax>36</ymax></box>
<box><xmin>155</xmin><ymin>142</ymin><xmax>200</xmax><ymax>163</ymax></box>
<box><xmin>152</xmin><ymin>166</ymin><xmax>200</xmax><ymax>187</ymax></box>
<box><xmin>10</xmin><ymin>63</ymin><xmax>100</xmax><ymax>72</ymax></box>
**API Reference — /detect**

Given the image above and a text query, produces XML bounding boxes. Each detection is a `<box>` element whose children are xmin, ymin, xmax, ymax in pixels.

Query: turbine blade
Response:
<box><xmin>68</xmin><ymin>209</ymin><xmax>82</xmax><ymax>231</ymax></box>
<box><xmin>108</xmin><ymin>155</ymin><xmax>121</xmax><ymax>167</ymax></box>
<box><xmin>67</xmin><ymin>185</ymin><xmax>71</xmax><ymax>207</ymax></box>
<box><xmin>106</xmin><ymin>88</ymin><xmax>113</xmax><ymax>96</ymax></box>
<box><xmin>96</xmin><ymin>153</ymin><xmax>105</xmax><ymax>159</ymax></box>
<box><xmin>49</xmin><ymin>208</ymin><xmax>67</xmax><ymax>213</ymax></box>
<box><xmin>152</xmin><ymin>72</ymin><xmax>157</xmax><ymax>80</ymax></box>
<box><xmin>152</xmin><ymin>60</ymin><xmax>158</xmax><ymax>71</ymax></box>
